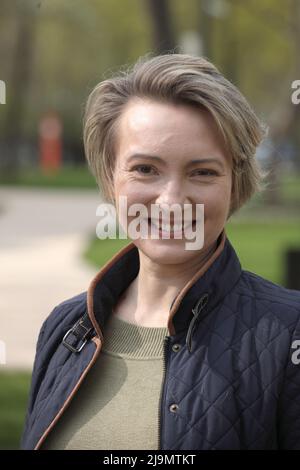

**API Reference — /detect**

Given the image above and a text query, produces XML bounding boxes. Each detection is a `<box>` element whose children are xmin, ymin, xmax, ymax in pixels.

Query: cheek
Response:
<box><xmin>114</xmin><ymin>176</ymin><xmax>154</xmax><ymax>206</ymax></box>
<box><xmin>114</xmin><ymin>178</ymin><xmax>151</xmax><ymax>226</ymax></box>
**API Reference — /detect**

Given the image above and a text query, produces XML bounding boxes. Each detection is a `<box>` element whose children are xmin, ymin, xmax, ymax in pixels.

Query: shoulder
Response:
<box><xmin>37</xmin><ymin>291</ymin><xmax>88</xmax><ymax>353</ymax></box>
<box><xmin>235</xmin><ymin>269</ymin><xmax>300</xmax><ymax>332</ymax></box>
<box><xmin>44</xmin><ymin>291</ymin><xmax>87</xmax><ymax>328</ymax></box>
<box><xmin>238</xmin><ymin>269</ymin><xmax>300</xmax><ymax>309</ymax></box>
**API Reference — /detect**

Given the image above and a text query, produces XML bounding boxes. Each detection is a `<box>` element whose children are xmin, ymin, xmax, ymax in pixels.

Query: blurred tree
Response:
<box><xmin>145</xmin><ymin>0</ymin><xmax>176</xmax><ymax>53</ymax></box>
<box><xmin>199</xmin><ymin>0</ymin><xmax>215</xmax><ymax>60</ymax></box>
<box><xmin>2</xmin><ymin>0</ymin><xmax>37</xmax><ymax>175</ymax></box>
<box><xmin>216</xmin><ymin>0</ymin><xmax>299</xmax><ymax>205</ymax></box>
<box><xmin>0</xmin><ymin>0</ymin><xmax>299</xmax><ymax>187</ymax></box>
<box><xmin>287</xmin><ymin>0</ymin><xmax>300</xmax><ymax>170</ymax></box>
<box><xmin>262</xmin><ymin>0</ymin><xmax>300</xmax><ymax>203</ymax></box>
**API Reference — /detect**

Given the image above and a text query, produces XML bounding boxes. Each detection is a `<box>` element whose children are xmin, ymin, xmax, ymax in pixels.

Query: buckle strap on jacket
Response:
<box><xmin>62</xmin><ymin>313</ymin><xmax>95</xmax><ymax>353</ymax></box>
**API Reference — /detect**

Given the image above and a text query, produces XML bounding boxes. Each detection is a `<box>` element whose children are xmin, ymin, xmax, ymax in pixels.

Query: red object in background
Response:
<box><xmin>39</xmin><ymin>111</ymin><xmax>62</xmax><ymax>172</ymax></box>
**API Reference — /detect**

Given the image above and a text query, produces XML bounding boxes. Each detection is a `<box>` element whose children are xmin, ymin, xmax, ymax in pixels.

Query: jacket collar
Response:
<box><xmin>87</xmin><ymin>228</ymin><xmax>242</xmax><ymax>339</ymax></box>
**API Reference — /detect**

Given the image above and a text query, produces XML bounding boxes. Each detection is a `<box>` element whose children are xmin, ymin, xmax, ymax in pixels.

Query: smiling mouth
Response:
<box><xmin>147</xmin><ymin>218</ymin><xmax>196</xmax><ymax>233</ymax></box>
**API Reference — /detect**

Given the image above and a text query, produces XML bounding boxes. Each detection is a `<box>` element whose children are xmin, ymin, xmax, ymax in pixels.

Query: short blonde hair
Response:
<box><xmin>83</xmin><ymin>53</ymin><xmax>268</xmax><ymax>218</ymax></box>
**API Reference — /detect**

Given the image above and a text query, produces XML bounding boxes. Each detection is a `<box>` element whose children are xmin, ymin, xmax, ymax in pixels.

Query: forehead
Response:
<box><xmin>115</xmin><ymin>98</ymin><xmax>230</xmax><ymax>164</ymax></box>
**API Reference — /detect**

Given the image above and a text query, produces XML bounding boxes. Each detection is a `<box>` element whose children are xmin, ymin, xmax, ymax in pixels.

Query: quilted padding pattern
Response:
<box><xmin>20</xmin><ymin>238</ymin><xmax>300</xmax><ymax>450</ymax></box>
<box><xmin>161</xmin><ymin>274</ymin><xmax>300</xmax><ymax>449</ymax></box>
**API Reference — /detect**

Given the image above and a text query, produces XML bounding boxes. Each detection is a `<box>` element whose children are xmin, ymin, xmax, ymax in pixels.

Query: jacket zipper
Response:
<box><xmin>157</xmin><ymin>335</ymin><xmax>170</xmax><ymax>450</ymax></box>
<box><xmin>157</xmin><ymin>293</ymin><xmax>209</xmax><ymax>449</ymax></box>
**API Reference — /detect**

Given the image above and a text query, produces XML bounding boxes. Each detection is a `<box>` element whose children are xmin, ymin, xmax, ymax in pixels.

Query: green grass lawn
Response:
<box><xmin>0</xmin><ymin>165</ymin><xmax>97</xmax><ymax>189</ymax></box>
<box><xmin>0</xmin><ymin>370</ymin><xmax>31</xmax><ymax>449</ymax></box>
<box><xmin>280</xmin><ymin>174</ymin><xmax>300</xmax><ymax>205</ymax></box>
<box><xmin>226</xmin><ymin>220</ymin><xmax>300</xmax><ymax>286</ymax></box>
<box><xmin>84</xmin><ymin>234</ymin><xmax>131</xmax><ymax>268</ymax></box>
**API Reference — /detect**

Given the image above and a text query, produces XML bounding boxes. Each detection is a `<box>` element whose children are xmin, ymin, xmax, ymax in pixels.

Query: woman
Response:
<box><xmin>21</xmin><ymin>53</ymin><xmax>300</xmax><ymax>450</ymax></box>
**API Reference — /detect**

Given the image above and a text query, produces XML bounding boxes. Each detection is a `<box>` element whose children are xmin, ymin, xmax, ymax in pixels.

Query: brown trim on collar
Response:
<box><xmin>87</xmin><ymin>241</ymin><xmax>136</xmax><ymax>341</ymax></box>
<box><xmin>167</xmin><ymin>229</ymin><xmax>227</xmax><ymax>335</ymax></box>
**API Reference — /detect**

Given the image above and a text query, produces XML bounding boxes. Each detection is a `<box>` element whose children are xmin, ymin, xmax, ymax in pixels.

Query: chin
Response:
<box><xmin>135</xmin><ymin>238</ymin><xmax>206</xmax><ymax>265</ymax></box>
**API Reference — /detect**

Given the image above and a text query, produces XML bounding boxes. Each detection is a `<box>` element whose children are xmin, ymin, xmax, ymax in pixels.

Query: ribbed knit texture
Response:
<box><xmin>41</xmin><ymin>314</ymin><xmax>169</xmax><ymax>450</ymax></box>
<box><xmin>102</xmin><ymin>314</ymin><xmax>169</xmax><ymax>359</ymax></box>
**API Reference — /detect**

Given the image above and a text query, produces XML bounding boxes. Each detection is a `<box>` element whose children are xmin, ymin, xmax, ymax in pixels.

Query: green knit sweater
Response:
<box><xmin>41</xmin><ymin>314</ymin><xmax>169</xmax><ymax>450</ymax></box>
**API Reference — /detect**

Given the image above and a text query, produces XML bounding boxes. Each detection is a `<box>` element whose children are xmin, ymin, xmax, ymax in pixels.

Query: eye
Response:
<box><xmin>191</xmin><ymin>169</ymin><xmax>217</xmax><ymax>177</ymax></box>
<box><xmin>132</xmin><ymin>164</ymin><xmax>158</xmax><ymax>176</ymax></box>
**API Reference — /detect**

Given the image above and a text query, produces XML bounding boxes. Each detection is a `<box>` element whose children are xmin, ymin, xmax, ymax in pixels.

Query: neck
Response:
<box><xmin>128</xmin><ymin>238</ymin><xmax>219</xmax><ymax>326</ymax></box>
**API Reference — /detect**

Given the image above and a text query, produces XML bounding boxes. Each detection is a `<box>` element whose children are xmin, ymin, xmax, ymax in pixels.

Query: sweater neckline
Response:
<box><xmin>101</xmin><ymin>313</ymin><xmax>169</xmax><ymax>359</ymax></box>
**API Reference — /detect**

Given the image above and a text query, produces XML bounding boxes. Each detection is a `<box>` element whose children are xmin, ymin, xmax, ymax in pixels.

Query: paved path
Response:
<box><xmin>0</xmin><ymin>187</ymin><xmax>103</xmax><ymax>370</ymax></box>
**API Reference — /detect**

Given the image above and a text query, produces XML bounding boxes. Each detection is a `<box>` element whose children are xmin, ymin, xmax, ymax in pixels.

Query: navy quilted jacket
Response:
<box><xmin>21</xmin><ymin>230</ymin><xmax>300</xmax><ymax>450</ymax></box>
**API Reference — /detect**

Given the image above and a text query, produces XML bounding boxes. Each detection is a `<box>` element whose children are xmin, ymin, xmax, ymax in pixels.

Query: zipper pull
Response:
<box><xmin>186</xmin><ymin>293</ymin><xmax>209</xmax><ymax>353</ymax></box>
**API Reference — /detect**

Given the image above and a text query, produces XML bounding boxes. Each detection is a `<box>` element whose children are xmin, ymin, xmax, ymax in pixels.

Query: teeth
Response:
<box><xmin>150</xmin><ymin>219</ymin><xmax>192</xmax><ymax>232</ymax></box>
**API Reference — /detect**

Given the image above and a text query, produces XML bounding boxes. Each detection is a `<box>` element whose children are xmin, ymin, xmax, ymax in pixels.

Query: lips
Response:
<box><xmin>147</xmin><ymin>218</ymin><xmax>196</xmax><ymax>233</ymax></box>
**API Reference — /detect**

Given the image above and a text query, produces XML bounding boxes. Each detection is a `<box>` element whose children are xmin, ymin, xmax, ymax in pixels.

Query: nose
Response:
<box><xmin>155</xmin><ymin>180</ymin><xmax>190</xmax><ymax>207</ymax></box>
<box><xmin>154</xmin><ymin>180</ymin><xmax>193</xmax><ymax>222</ymax></box>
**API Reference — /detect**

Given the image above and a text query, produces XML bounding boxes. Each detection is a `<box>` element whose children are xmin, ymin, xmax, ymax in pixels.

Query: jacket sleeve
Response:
<box><xmin>19</xmin><ymin>308</ymin><xmax>56</xmax><ymax>449</ymax></box>
<box><xmin>278</xmin><ymin>314</ymin><xmax>300</xmax><ymax>449</ymax></box>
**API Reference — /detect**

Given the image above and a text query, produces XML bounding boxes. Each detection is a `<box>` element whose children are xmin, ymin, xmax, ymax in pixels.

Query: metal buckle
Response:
<box><xmin>62</xmin><ymin>318</ymin><xmax>94</xmax><ymax>353</ymax></box>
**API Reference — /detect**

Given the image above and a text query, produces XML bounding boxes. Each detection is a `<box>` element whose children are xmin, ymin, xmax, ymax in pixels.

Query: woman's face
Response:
<box><xmin>112</xmin><ymin>97</ymin><xmax>233</xmax><ymax>265</ymax></box>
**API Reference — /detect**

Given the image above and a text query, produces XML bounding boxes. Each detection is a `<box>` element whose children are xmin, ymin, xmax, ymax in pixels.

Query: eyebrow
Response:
<box><xmin>127</xmin><ymin>153</ymin><xmax>225</xmax><ymax>170</ymax></box>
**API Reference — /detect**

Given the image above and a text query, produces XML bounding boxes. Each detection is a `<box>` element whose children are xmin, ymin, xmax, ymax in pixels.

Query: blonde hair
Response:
<box><xmin>83</xmin><ymin>53</ymin><xmax>268</xmax><ymax>218</ymax></box>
